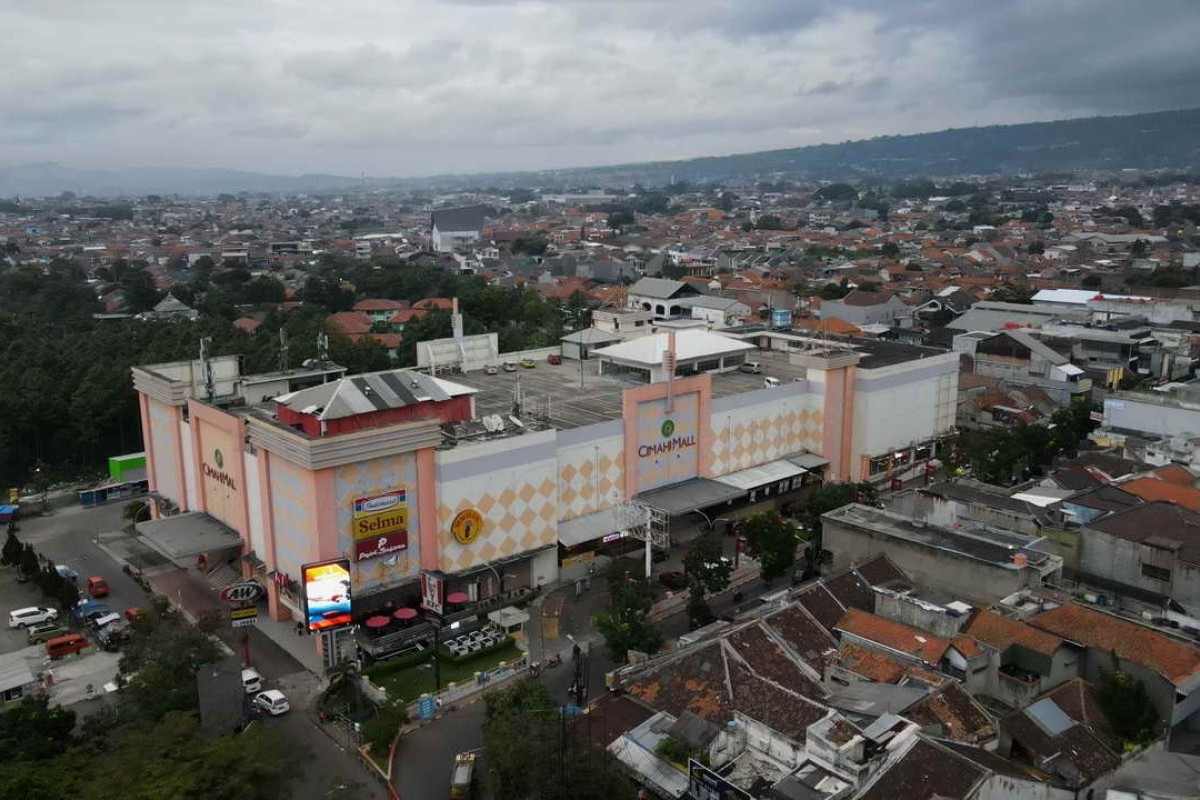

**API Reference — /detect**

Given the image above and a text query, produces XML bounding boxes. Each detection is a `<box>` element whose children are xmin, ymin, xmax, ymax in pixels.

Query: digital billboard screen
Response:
<box><xmin>302</xmin><ymin>559</ymin><xmax>352</xmax><ymax>632</ymax></box>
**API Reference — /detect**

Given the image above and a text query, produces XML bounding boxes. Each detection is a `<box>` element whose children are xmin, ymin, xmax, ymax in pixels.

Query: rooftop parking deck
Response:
<box><xmin>447</xmin><ymin>349</ymin><xmax>810</xmax><ymax>430</ymax></box>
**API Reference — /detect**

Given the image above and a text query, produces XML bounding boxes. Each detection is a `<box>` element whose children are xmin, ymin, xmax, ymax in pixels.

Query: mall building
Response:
<box><xmin>131</xmin><ymin>328</ymin><xmax>957</xmax><ymax>661</ymax></box>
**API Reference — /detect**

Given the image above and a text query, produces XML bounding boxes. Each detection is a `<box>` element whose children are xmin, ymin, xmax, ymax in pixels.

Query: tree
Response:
<box><xmin>801</xmin><ymin>482</ymin><xmax>878</xmax><ymax>577</ymax></box>
<box><xmin>118</xmin><ymin>607</ymin><xmax>223</xmax><ymax>721</ymax></box>
<box><xmin>360</xmin><ymin>700</ymin><xmax>407</xmax><ymax>754</ymax></box>
<box><xmin>0</xmin><ymin>697</ymin><xmax>76</xmax><ymax>762</ymax></box>
<box><xmin>0</xmin><ymin>529</ymin><xmax>20</xmax><ymax>567</ymax></box>
<box><xmin>989</xmin><ymin>284</ymin><xmax>1035</xmax><ymax>304</ymax></box>
<box><xmin>483</xmin><ymin>680</ymin><xmax>631</xmax><ymax>800</ymax></box>
<box><xmin>1096</xmin><ymin>653</ymin><xmax>1159</xmax><ymax>746</ymax></box>
<box><xmin>755</xmin><ymin>215</ymin><xmax>785</xmax><ymax>230</ymax></box>
<box><xmin>1081</xmin><ymin>273</ymin><xmax>1102</xmax><ymax>288</ymax></box>
<box><xmin>1131</xmin><ymin>238</ymin><xmax>1151</xmax><ymax>259</ymax></box>
<box><xmin>682</xmin><ymin>532</ymin><xmax>731</xmax><ymax>624</ymax></box>
<box><xmin>880</xmin><ymin>241</ymin><xmax>900</xmax><ymax>258</ymax></box>
<box><xmin>593</xmin><ymin>568</ymin><xmax>662</xmax><ymax>662</ymax></box>
<box><xmin>856</xmin><ymin>281</ymin><xmax>879</xmax><ymax>292</ymax></box>
<box><xmin>122</xmin><ymin>499</ymin><xmax>148</xmax><ymax>524</ymax></box>
<box><xmin>740</xmin><ymin>513</ymin><xmax>800</xmax><ymax>583</ymax></box>
<box><xmin>818</xmin><ymin>282</ymin><xmax>848</xmax><ymax>300</ymax></box>
<box><xmin>813</xmin><ymin>183</ymin><xmax>857</xmax><ymax>203</ymax></box>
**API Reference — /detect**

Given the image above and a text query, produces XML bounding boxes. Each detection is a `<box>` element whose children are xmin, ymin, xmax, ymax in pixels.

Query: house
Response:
<box><xmin>821</xmin><ymin>504</ymin><xmax>1064</xmax><ymax>604</ymax></box>
<box><xmin>138</xmin><ymin>294</ymin><xmax>199</xmax><ymax>321</ymax></box>
<box><xmin>834</xmin><ymin>608</ymin><xmax>950</xmax><ymax>669</ymax></box>
<box><xmin>625</xmin><ymin>277</ymin><xmax>703</xmax><ymax>320</ymax></box>
<box><xmin>962</xmin><ymin>609</ymin><xmax>1079</xmax><ymax>709</ymax></box>
<box><xmin>1029</xmin><ymin>603</ymin><xmax>1200</xmax><ymax>730</ymax></box>
<box><xmin>996</xmin><ymin>680</ymin><xmax>1121</xmax><ymax>794</ymax></box>
<box><xmin>1077</xmin><ymin>501</ymin><xmax>1200</xmax><ymax>615</ymax></box>
<box><xmin>956</xmin><ymin>329</ymin><xmax>1091</xmax><ymax>406</ymax></box>
<box><xmin>676</xmin><ymin>295</ymin><xmax>752</xmax><ymax>328</ymax></box>
<box><xmin>431</xmin><ymin>206</ymin><xmax>489</xmax><ymax>253</ymax></box>
<box><xmin>352</xmin><ymin>298</ymin><xmax>410</xmax><ymax>325</ymax></box>
<box><xmin>820</xmin><ymin>290</ymin><xmax>914</xmax><ymax>329</ymax></box>
<box><xmin>0</xmin><ymin>653</ymin><xmax>36</xmax><ymax>709</ymax></box>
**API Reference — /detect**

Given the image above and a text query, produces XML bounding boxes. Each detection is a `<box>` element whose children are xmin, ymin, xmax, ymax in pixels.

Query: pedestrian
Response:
<box><xmin>295</xmin><ymin>621</ymin><xmax>304</xmax><ymax>636</ymax></box>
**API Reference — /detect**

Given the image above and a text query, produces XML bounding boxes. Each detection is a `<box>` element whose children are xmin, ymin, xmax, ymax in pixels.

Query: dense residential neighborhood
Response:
<box><xmin>6</xmin><ymin>167</ymin><xmax>1200</xmax><ymax>799</ymax></box>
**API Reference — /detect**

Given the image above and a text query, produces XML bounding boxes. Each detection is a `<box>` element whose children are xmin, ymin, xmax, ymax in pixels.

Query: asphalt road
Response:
<box><xmin>14</xmin><ymin>502</ymin><xmax>385</xmax><ymax>800</ymax></box>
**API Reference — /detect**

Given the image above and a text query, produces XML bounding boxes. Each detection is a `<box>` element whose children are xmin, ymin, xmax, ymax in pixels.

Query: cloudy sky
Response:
<box><xmin>3</xmin><ymin>0</ymin><xmax>1200</xmax><ymax>178</ymax></box>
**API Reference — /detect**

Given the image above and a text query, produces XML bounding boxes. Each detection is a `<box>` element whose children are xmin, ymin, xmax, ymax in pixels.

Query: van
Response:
<box><xmin>763</xmin><ymin>376</ymin><xmax>780</xmax><ymax>388</ymax></box>
<box><xmin>241</xmin><ymin>668</ymin><xmax>263</xmax><ymax>694</ymax></box>
<box><xmin>46</xmin><ymin>633</ymin><xmax>89</xmax><ymax>659</ymax></box>
<box><xmin>739</xmin><ymin>361</ymin><xmax>762</xmax><ymax>374</ymax></box>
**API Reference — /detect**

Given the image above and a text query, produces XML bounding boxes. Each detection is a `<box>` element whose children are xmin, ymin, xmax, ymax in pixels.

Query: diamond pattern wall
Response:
<box><xmin>437</xmin><ymin>458</ymin><xmax>560</xmax><ymax>573</ymax></box>
<box><xmin>558</xmin><ymin>437</ymin><xmax>625</xmax><ymax>521</ymax></box>
<box><xmin>710</xmin><ymin>399</ymin><xmax>823</xmax><ymax>476</ymax></box>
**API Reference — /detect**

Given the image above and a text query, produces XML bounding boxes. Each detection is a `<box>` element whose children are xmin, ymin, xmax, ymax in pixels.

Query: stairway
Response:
<box><xmin>204</xmin><ymin>561</ymin><xmax>243</xmax><ymax>591</ymax></box>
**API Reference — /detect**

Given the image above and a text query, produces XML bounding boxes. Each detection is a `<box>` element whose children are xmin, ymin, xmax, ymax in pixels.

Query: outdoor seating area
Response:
<box><xmin>444</xmin><ymin>624</ymin><xmax>505</xmax><ymax>657</ymax></box>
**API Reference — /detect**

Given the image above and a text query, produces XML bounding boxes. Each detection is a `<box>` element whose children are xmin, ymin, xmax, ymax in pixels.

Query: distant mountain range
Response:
<box><xmin>0</xmin><ymin>163</ymin><xmax>360</xmax><ymax>199</ymax></box>
<box><xmin>4</xmin><ymin>107</ymin><xmax>1200</xmax><ymax>198</ymax></box>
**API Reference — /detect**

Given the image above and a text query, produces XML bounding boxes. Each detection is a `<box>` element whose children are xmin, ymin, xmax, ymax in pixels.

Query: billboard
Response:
<box><xmin>688</xmin><ymin>760</ymin><xmax>753</xmax><ymax>800</ymax></box>
<box><xmin>353</xmin><ymin>489</ymin><xmax>409</xmax><ymax>562</ymax></box>
<box><xmin>302</xmin><ymin>559</ymin><xmax>352</xmax><ymax>632</ymax></box>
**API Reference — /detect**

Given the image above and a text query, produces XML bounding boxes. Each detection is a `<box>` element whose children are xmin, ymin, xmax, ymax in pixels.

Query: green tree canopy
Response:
<box><xmin>483</xmin><ymin>680</ymin><xmax>631</xmax><ymax>800</ymax></box>
<box><xmin>740</xmin><ymin>512</ymin><xmax>800</xmax><ymax>583</ymax></box>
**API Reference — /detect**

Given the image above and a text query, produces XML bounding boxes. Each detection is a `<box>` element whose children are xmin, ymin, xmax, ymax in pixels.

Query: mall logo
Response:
<box><xmin>202</xmin><ymin>448</ymin><xmax>237</xmax><ymax>490</ymax></box>
<box><xmin>638</xmin><ymin>418</ymin><xmax>696</xmax><ymax>458</ymax></box>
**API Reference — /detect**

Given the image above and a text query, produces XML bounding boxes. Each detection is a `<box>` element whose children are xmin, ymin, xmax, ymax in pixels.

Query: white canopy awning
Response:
<box><xmin>557</xmin><ymin>507</ymin><xmax>620</xmax><ymax>548</ymax></box>
<box><xmin>714</xmin><ymin>459</ymin><xmax>806</xmax><ymax>491</ymax></box>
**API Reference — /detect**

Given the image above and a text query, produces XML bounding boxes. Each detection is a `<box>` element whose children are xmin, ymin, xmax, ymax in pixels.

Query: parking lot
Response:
<box><xmin>0</xmin><ymin>567</ymin><xmax>61</xmax><ymax>655</ymax></box>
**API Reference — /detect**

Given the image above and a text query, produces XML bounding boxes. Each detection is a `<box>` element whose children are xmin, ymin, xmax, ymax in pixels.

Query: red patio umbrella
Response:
<box><xmin>364</xmin><ymin>615</ymin><xmax>391</xmax><ymax>629</ymax></box>
<box><xmin>446</xmin><ymin>592</ymin><xmax>470</xmax><ymax>604</ymax></box>
<box><xmin>393</xmin><ymin>607</ymin><xmax>418</xmax><ymax>620</ymax></box>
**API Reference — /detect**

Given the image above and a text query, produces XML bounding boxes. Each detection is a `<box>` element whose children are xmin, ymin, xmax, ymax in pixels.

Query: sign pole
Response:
<box><xmin>243</xmin><ymin>628</ymin><xmax>251</xmax><ymax>668</ymax></box>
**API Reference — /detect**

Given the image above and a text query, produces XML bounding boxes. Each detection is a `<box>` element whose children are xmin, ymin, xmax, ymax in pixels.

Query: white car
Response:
<box><xmin>8</xmin><ymin>607</ymin><xmax>59</xmax><ymax>629</ymax></box>
<box><xmin>254</xmin><ymin>689</ymin><xmax>290</xmax><ymax>716</ymax></box>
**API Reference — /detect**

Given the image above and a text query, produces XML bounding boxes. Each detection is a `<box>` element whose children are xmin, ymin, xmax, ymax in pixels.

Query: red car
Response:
<box><xmin>87</xmin><ymin>576</ymin><xmax>109</xmax><ymax>598</ymax></box>
<box><xmin>547</xmin><ymin>354</ymin><xmax>563</xmax><ymax>365</ymax></box>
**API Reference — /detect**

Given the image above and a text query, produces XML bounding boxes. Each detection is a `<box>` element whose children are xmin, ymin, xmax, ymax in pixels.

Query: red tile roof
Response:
<box><xmin>353</xmin><ymin>298</ymin><xmax>409</xmax><ymax>312</ymax></box>
<box><xmin>964</xmin><ymin>609</ymin><xmax>1063</xmax><ymax>657</ymax></box>
<box><xmin>1030</xmin><ymin>604</ymin><xmax>1200</xmax><ymax>684</ymax></box>
<box><xmin>835</xmin><ymin>608</ymin><xmax>950</xmax><ymax>665</ymax></box>
<box><xmin>1153</xmin><ymin>464</ymin><xmax>1197</xmax><ymax>487</ymax></box>
<box><xmin>1120</xmin><ymin>477</ymin><xmax>1200</xmax><ymax>511</ymax></box>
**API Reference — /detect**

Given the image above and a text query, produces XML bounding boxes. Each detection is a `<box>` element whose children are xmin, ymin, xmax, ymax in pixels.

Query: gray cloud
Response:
<box><xmin>0</xmin><ymin>0</ymin><xmax>1197</xmax><ymax>177</ymax></box>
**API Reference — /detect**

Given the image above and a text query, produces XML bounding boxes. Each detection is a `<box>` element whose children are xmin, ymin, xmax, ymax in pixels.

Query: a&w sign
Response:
<box><xmin>219</xmin><ymin>582</ymin><xmax>265</xmax><ymax>604</ymax></box>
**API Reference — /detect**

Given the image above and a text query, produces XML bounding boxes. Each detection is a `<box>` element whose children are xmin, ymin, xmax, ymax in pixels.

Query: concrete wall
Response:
<box><xmin>1079</xmin><ymin>526</ymin><xmax>1200</xmax><ymax>612</ymax></box>
<box><xmin>851</xmin><ymin>357</ymin><xmax>958</xmax><ymax>470</ymax></box>
<box><xmin>822</xmin><ymin>517</ymin><xmax>1030</xmax><ymax>604</ymax></box>
<box><xmin>1104</xmin><ymin>395</ymin><xmax>1200</xmax><ymax>439</ymax></box>
<box><xmin>873</xmin><ymin>592</ymin><xmax>966</xmax><ymax>639</ymax></box>
<box><xmin>146</xmin><ymin>399</ymin><xmax>183</xmax><ymax>506</ymax></box>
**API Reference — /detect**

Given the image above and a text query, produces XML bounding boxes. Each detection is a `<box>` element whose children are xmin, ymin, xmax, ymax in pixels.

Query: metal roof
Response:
<box><xmin>636</xmin><ymin>478</ymin><xmax>746</xmax><ymax>516</ymax></box>
<box><xmin>715</xmin><ymin>459</ymin><xmax>805</xmax><ymax>491</ymax></box>
<box><xmin>557</xmin><ymin>507</ymin><xmax>620</xmax><ymax>548</ymax></box>
<box><xmin>136</xmin><ymin>512</ymin><xmax>243</xmax><ymax>560</ymax></box>
<box><xmin>0</xmin><ymin>652</ymin><xmax>35</xmax><ymax>693</ymax></box>
<box><xmin>277</xmin><ymin>369</ymin><xmax>476</xmax><ymax>421</ymax></box>
<box><xmin>1025</xmin><ymin>697</ymin><xmax>1075</xmax><ymax>736</ymax></box>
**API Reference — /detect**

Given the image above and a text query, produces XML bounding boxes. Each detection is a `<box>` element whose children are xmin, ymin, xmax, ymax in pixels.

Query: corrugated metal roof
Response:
<box><xmin>714</xmin><ymin>460</ymin><xmax>805</xmax><ymax>491</ymax></box>
<box><xmin>0</xmin><ymin>653</ymin><xmax>35</xmax><ymax>693</ymax></box>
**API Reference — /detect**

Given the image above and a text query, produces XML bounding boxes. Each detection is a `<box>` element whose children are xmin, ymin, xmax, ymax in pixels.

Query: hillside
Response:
<box><xmin>454</xmin><ymin>107</ymin><xmax>1200</xmax><ymax>188</ymax></box>
<box><xmin>3</xmin><ymin>107</ymin><xmax>1200</xmax><ymax>197</ymax></box>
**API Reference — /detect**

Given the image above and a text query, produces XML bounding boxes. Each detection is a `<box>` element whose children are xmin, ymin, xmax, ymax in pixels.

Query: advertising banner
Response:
<box><xmin>353</xmin><ymin>532</ymin><xmax>408</xmax><ymax>561</ymax></box>
<box><xmin>302</xmin><ymin>559</ymin><xmax>352</xmax><ymax>632</ymax></box>
<box><xmin>352</xmin><ymin>489</ymin><xmax>409</xmax><ymax>560</ymax></box>
<box><xmin>420</xmin><ymin>571</ymin><xmax>444</xmax><ymax>616</ymax></box>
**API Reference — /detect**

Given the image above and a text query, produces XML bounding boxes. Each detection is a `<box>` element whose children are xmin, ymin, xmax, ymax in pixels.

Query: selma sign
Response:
<box><xmin>638</xmin><ymin>419</ymin><xmax>696</xmax><ymax>458</ymax></box>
